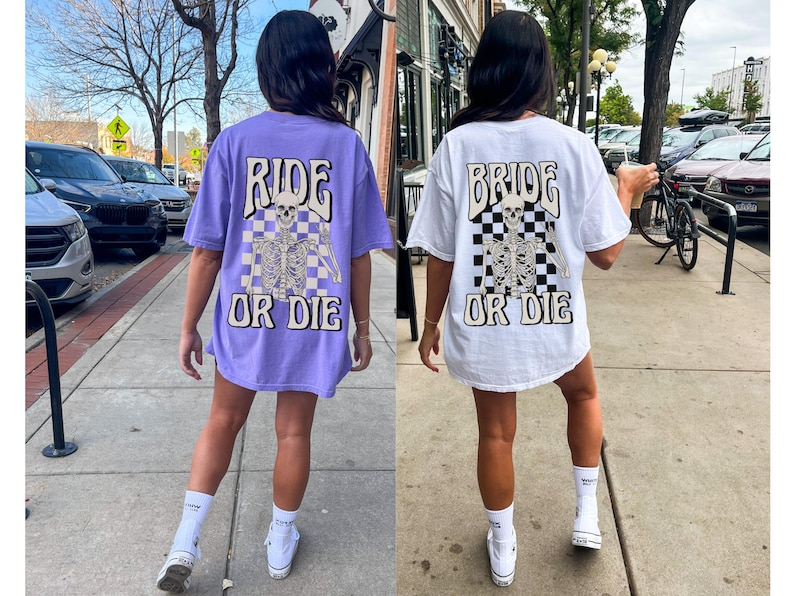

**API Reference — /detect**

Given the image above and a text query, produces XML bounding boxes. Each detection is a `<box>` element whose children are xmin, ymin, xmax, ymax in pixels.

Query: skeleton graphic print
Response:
<box><xmin>246</xmin><ymin>190</ymin><xmax>341</xmax><ymax>301</ymax></box>
<box><xmin>478</xmin><ymin>192</ymin><xmax>570</xmax><ymax>298</ymax></box>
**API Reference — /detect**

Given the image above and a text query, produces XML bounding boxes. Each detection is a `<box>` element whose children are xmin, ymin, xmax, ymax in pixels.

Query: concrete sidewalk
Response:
<box><xmin>396</xmin><ymin>231</ymin><xmax>770</xmax><ymax>594</ymax></box>
<box><xmin>25</xmin><ymin>249</ymin><xmax>397</xmax><ymax>595</ymax></box>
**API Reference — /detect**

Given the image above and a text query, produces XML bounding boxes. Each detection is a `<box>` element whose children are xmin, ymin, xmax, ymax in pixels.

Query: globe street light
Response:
<box><xmin>588</xmin><ymin>48</ymin><xmax>617</xmax><ymax>145</ymax></box>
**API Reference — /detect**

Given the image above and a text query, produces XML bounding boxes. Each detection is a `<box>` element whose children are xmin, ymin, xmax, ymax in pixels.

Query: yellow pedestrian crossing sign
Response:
<box><xmin>190</xmin><ymin>147</ymin><xmax>201</xmax><ymax>159</ymax></box>
<box><xmin>108</xmin><ymin>116</ymin><xmax>129</xmax><ymax>140</ymax></box>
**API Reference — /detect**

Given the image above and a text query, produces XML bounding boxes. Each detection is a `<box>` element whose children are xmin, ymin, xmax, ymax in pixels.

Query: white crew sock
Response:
<box><xmin>272</xmin><ymin>503</ymin><xmax>299</xmax><ymax>537</ymax></box>
<box><xmin>485</xmin><ymin>503</ymin><xmax>514</xmax><ymax>542</ymax></box>
<box><xmin>172</xmin><ymin>490</ymin><xmax>214</xmax><ymax>555</ymax></box>
<box><xmin>573</xmin><ymin>465</ymin><xmax>599</xmax><ymax>520</ymax></box>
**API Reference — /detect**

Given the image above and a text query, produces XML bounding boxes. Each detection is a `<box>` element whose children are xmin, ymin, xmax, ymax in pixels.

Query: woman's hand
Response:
<box><xmin>179</xmin><ymin>328</ymin><xmax>204</xmax><ymax>380</ymax></box>
<box><xmin>351</xmin><ymin>335</ymin><xmax>373</xmax><ymax>372</ymax></box>
<box><xmin>418</xmin><ymin>325</ymin><xmax>441</xmax><ymax>373</ymax></box>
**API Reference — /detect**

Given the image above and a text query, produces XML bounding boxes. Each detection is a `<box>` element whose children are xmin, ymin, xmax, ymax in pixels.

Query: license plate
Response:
<box><xmin>736</xmin><ymin>201</ymin><xmax>758</xmax><ymax>213</ymax></box>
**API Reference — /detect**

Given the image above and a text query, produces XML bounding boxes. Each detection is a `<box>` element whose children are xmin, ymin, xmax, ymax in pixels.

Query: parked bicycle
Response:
<box><xmin>632</xmin><ymin>175</ymin><xmax>700</xmax><ymax>270</ymax></box>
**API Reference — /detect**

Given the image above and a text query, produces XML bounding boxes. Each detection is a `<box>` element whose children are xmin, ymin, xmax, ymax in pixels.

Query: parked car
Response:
<box><xmin>739</xmin><ymin>122</ymin><xmax>770</xmax><ymax>134</ymax></box>
<box><xmin>701</xmin><ymin>132</ymin><xmax>770</xmax><ymax>227</ymax></box>
<box><xmin>663</xmin><ymin>134</ymin><xmax>766</xmax><ymax>202</ymax></box>
<box><xmin>626</xmin><ymin>110</ymin><xmax>739</xmax><ymax>171</ymax></box>
<box><xmin>604</xmin><ymin>131</ymin><xmax>642</xmax><ymax>173</ymax></box>
<box><xmin>102</xmin><ymin>155</ymin><xmax>193</xmax><ymax>230</ymax></box>
<box><xmin>26</xmin><ymin>167</ymin><xmax>94</xmax><ymax>305</ymax></box>
<box><xmin>598</xmin><ymin>125</ymin><xmax>641</xmax><ymax>160</ymax></box>
<box><xmin>586</xmin><ymin>123</ymin><xmax>621</xmax><ymax>142</ymax></box>
<box><xmin>26</xmin><ymin>141</ymin><xmax>168</xmax><ymax>257</ymax></box>
<box><xmin>161</xmin><ymin>163</ymin><xmax>195</xmax><ymax>187</ymax></box>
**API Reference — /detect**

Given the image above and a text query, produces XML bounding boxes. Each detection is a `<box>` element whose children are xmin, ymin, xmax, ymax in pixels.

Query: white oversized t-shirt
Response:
<box><xmin>406</xmin><ymin>115</ymin><xmax>630</xmax><ymax>391</ymax></box>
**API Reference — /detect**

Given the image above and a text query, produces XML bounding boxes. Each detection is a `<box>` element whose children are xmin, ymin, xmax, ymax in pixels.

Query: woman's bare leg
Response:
<box><xmin>187</xmin><ymin>368</ymin><xmax>256</xmax><ymax>495</ymax></box>
<box><xmin>554</xmin><ymin>352</ymin><xmax>602</xmax><ymax>467</ymax></box>
<box><xmin>473</xmin><ymin>388</ymin><xmax>517</xmax><ymax>510</ymax></box>
<box><xmin>273</xmin><ymin>391</ymin><xmax>318</xmax><ymax>511</ymax></box>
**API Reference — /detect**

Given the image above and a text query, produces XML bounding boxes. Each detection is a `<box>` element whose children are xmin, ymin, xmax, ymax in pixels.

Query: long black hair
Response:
<box><xmin>256</xmin><ymin>10</ymin><xmax>347</xmax><ymax>125</ymax></box>
<box><xmin>450</xmin><ymin>10</ymin><xmax>555</xmax><ymax>129</ymax></box>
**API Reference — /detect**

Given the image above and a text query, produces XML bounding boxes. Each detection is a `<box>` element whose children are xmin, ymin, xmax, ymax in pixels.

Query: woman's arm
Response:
<box><xmin>350</xmin><ymin>251</ymin><xmax>373</xmax><ymax>371</ymax></box>
<box><xmin>180</xmin><ymin>247</ymin><xmax>223</xmax><ymax>380</ymax></box>
<box><xmin>419</xmin><ymin>254</ymin><xmax>454</xmax><ymax>373</ymax></box>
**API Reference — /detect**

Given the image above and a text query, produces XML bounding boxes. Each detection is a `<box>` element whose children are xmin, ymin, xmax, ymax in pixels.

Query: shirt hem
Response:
<box><xmin>446</xmin><ymin>347</ymin><xmax>590</xmax><ymax>393</ymax></box>
<box><xmin>215</xmin><ymin>362</ymin><xmax>342</xmax><ymax>399</ymax></box>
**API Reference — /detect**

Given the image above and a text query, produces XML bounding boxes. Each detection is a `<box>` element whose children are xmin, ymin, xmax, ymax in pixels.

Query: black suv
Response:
<box><xmin>26</xmin><ymin>142</ymin><xmax>168</xmax><ymax>257</ymax></box>
<box><xmin>627</xmin><ymin>110</ymin><xmax>739</xmax><ymax>172</ymax></box>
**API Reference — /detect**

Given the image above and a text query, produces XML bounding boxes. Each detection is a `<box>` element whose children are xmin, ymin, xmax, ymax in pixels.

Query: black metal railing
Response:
<box><xmin>687</xmin><ymin>188</ymin><xmax>738</xmax><ymax>295</ymax></box>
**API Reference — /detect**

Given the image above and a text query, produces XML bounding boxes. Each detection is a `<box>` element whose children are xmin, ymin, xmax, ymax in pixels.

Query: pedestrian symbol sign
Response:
<box><xmin>108</xmin><ymin>116</ymin><xmax>129</xmax><ymax>140</ymax></box>
<box><xmin>190</xmin><ymin>147</ymin><xmax>201</xmax><ymax>159</ymax></box>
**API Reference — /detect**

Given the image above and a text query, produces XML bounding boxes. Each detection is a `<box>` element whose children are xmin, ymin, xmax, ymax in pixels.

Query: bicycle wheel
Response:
<box><xmin>635</xmin><ymin>196</ymin><xmax>675</xmax><ymax>248</ymax></box>
<box><xmin>674</xmin><ymin>203</ymin><xmax>698</xmax><ymax>270</ymax></box>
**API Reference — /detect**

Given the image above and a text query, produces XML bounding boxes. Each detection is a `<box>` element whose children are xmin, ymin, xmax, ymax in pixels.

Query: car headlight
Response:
<box><xmin>63</xmin><ymin>219</ymin><xmax>87</xmax><ymax>242</ymax></box>
<box><xmin>704</xmin><ymin>176</ymin><xmax>722</xmax><ymax>193</ymax></box>
<box><xmin>146</xmin><ymin>199</ymin><xmax>165</xmax><ymax>215</ymax></box>
<box><xmin>60</xmin><ymin>198</ymin><xmax>92</xmax><ymax>213</ymax></box>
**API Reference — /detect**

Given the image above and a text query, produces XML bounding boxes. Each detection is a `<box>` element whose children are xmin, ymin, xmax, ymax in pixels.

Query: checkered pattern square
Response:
<box><xmin>241</xmin><ymin>206</ymin><xmax>331</xmax><ymax>297</ymax></box>
<box><xmin>473</xmin><ymin>201</ymin><xmax>559</xmax><ymax>295</ymax></box>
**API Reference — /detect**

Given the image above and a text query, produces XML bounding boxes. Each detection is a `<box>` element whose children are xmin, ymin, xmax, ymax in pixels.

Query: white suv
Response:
<box><xmin>26</xmin><ymin>168</ymin><xmax>94</xmax><ymax>305</ymax></box>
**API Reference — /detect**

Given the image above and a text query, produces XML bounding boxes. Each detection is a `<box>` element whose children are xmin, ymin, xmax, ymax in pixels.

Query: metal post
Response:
<box><xmin>593</xmin><ymin>71</ymin><xmax>601</xmax><ymax>145</ymax></box>
<box><xmin>25</xmin><ymin>280</ymin><xmax>78</xmax><ymax>458</ymax></box>
<box><xmin>578</xmin><ymin>0</ymin><xmax>591</xmax><ymax>132</ymax></box>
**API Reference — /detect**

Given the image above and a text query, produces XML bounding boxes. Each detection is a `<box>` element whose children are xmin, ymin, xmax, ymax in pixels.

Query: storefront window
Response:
<box><xmin>398</xmin><ymin>67</ymin><xmax>423</xmax><ymax>164</ymax></box>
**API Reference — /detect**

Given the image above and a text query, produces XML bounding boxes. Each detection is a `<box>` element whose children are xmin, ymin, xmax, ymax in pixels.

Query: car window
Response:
<box><xmin>25</xmin><ymin>169</ymin><xmax>44</xmax><ymax>194</ymax></box>
<box><xmin>745</xmin><ymin>134</ymin><xmax>770</xmax><ymax>161</ymax></box>
<box><xmin>610</xmin><ymin>129</ymin><xmax>639</xmax><ymax>142</ymax></box>
<box><xmin>661</xmin><ymin>128</ymin><xmax>700</xmax><ymax>147</ymax></box>
<box><xmin>698</xmin><ymin>130</ymin><xmax>715</xmax><ymax>143</ymax></box>
<box><xmin>108</xmin><ymin>159</ymin><xmax>171</xmax><ymax>185</ymax></box>
<box><xmin>27</xmin><ymin>147</ymin><xmax>121</xmax><ymax>182</ymax></box>
<box><xmin>688</xmin><ymin>136</ymin><xmax>764</xmax><ymax>160</ymax></box>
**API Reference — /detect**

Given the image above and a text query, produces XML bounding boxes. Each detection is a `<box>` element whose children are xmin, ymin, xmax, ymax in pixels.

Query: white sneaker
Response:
<box><xmin>572</xmin><ymin>496</ymin><xmax>602</xmax><ymax>549</ymax></box>
<box><xmin>157</xmin><ymin>525</ymin><xmax>200</xmax><ymax>593</ymax></box>
<box><xmin>265</xmin><ymin>523</ymin><xmax>300</xmax><ymax>579</ymax></box>
<box><xmin>486</xmin><ymin>527</ymin><xmax>517</xmax><ymax>587</ymax></box>
<box><xmin>156</xmin><ymin>547</ymin><xmax>196</xmax><ymax>593</ymax></box>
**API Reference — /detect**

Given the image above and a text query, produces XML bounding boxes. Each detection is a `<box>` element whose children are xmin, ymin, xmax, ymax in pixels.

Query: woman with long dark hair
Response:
<box><xmin>406</xmin><ymin>10</ymin><xmax>658</xmax><ymax>588</ymax></box>
<box><xmin>156</xmin><ymin>10</ymin><xmax>392</xmax><ymax>592</ymax></box>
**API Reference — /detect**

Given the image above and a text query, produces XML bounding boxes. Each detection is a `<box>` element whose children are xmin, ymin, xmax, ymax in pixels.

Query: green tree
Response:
<box><xmin>741</xmin><ymin>79</ymin><xmax>764</xmax><ymax>123</ymax></box>
<box><xmin>516</xmin><ymin>0</ymin><xmax>640</xmax><ymax>126</ymax></box>
<box><xmin>665</xmin><ymin>103</ymin><xmax>685</xmax><ymax>126</ymax></box>
<box><xmin>637</xmin><ymin>0</ymin><xmax>698</xmax><ymax>166</ymax></box>
<box><xmin>599</xmin><ymin>80</ymin><xmax>641</xmax><ymax>125</ymax></box>
<box><xmin>692</xmin><ymin>87</ymin><xmax>729</xmax><ymax>111</ymax></box>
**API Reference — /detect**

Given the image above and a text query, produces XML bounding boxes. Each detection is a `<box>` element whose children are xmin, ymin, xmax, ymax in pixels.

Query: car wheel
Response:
<box><xmin>133</xmin><ymin>244</ymin><xmax>161</xmax><ymax>259</ymax></box>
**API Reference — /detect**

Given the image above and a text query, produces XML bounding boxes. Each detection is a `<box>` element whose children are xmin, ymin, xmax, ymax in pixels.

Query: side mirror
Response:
<box><xmin>739</xmin><ymin>152</ymin><xmax>748</xmax><ymax>160</ymax></box>
<box><xmin>39</xmin><ymin>178</ymin><xmax>57</xmax><ymax>192</ymax></box>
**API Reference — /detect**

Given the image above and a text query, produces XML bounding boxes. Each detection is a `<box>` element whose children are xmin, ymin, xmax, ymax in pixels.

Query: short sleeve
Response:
<box><xmin>351</xmin><ymin>141</ymin><xmax>393</xmax><ymax>257</ymax></box>
<box><xmin>404</xmin><ymin>141</ymin><xmax>457</xmax><ymax>261</ymax></box>
<box><xmin>183</xmin><ymin>134</ymin><xmax>232</xmax><ymax>251</ymax></box>
<box><xmin>579</xmin><ymin>143</ymin><xmax>631</xmax><ymax>252</ymax></box>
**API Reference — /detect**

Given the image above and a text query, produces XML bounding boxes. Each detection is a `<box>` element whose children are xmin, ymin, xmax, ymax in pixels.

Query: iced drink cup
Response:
<box><xmin>617</xmin><ymin>161</ymin><xmax>646</xmax><ymax>209</ymax></box>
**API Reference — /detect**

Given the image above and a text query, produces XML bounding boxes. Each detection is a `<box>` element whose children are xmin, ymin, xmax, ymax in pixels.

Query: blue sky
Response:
<box><xmin>24</xmin><ymin>0</ymin><xmax>310</xmax><ymax>143</ymax></box>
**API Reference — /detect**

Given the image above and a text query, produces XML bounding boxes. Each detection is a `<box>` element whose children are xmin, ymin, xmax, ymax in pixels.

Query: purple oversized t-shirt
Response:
<box><xmin>183</xmin><ymin>111</ymin><xmax>393</xmax><ymax>397</ymax></box>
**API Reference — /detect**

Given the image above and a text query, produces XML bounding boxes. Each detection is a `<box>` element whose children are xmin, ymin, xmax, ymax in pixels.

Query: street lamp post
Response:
<box><xmin>729</xmin><ymin>46</ymin><xmax>737</xmax><ymax>116</ymax></box>
<box><xmin>588</xmin><ymin>48</ymin><xmax>616</xmax><ymax>145</ymax></box>
<box><xmin>680</xmin><ymin>68</ymin><xmax>685</xmax><ymax>108</ymax></box>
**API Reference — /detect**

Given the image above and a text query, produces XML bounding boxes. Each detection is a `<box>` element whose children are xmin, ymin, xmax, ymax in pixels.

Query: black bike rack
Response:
<box><xmin>687</xmin><ymin>188</ymin><xmax>738</xmax><ymax>295</ymax></box>
<box><xmin>25</xmin><ymin>279</ymin><xmax>78</xmax><ymax>458</ymax></box>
